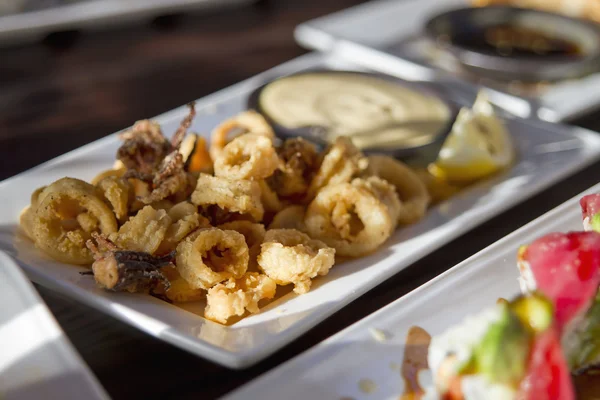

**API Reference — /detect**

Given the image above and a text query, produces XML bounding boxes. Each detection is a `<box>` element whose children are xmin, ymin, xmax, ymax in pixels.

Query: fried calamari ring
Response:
<box><xmin>191</xmin><ymin>173</ymin><xmax>264</xmax><ymax>223</ymax></box>
<box><xmin>269</xmin><ymin>138</ymin><xmax>318</xmax><ymax>199</ymax></box>
<box><xmin>257</xmin><ymin>229</ymin><xmax>335</xmax><ymax>294</ymax></box>
<box><xmin>304</xmin><ymin>181</ymin><xmax>395</xmax><ymax>257</ymax></box>
<box><xmin>351</xmin><ymin>177</ymin><xmax>401</xmax><ymax>228</ymax></box>
<box><xmin>258</xmin><ymin>180</ymin><xmax>284</xmax><ymax>215</ymax></box>
<box><xmin>31</xmin><ymin>178</ymin><xmax>118</xmax><ymax>265</ymax></box>
<box><xmin>268</xmin><ymin>205</ymin><xmax>306</xmax><ymax>232</ymax></box>
<box><xmin>364</xmin><ymin>155</ymin><xmax>430</xmax><ymax>225</ymax></box>
<box><xmin>218</xmin><ymin>221</ymin><xmax>265</xmax><ymax>272</ymax></box>
<box><xmin>214</xmin><ymin>134</ymin><xmax>279</xmax><ymax>180</ymax></box>
<box><xmin>156</xmin><ymin>202</ymin><xmax>210</xmax><ymax>255</ymax></box>
<box><xmin>204</xmin><ymin>272</ymin><xmax>276</xmax><ymax>324</ymax></box>
<box><xmin>307</xmin><ymin>137</ymin><xmax>368</xmax><ymax>201</ymax></box>
<box><xmin>111</xmin><ymin>205</ymin><xmax>172</xmax><ymax>254</ymax></box>
<box><xmin>413</xmin><ymin>168</ymin><xmax>460</xmax><ymax>205</ymax></box>
<box><xmin>20</xmin><ymin>185</ymin><xmax>47</xmax><ymax>240</ymax></box>
<box><xmin>162</xmin><ymin>266</ymin><xmax>206</xmax><ymax>303</ymax></box>
<box><xmin>96</xmin><ymin>176</ymin><xmax>130</xmax><ymax>222</ymax></box>
<box><xmin>175</xmin><ymin>227</ymin><xmax>249</xmax><ymax>290</ymax></box>
<box><xmin>210</xmin><ymin>110</ymin><xmax>275</xmax><ymax>161</ymax></box>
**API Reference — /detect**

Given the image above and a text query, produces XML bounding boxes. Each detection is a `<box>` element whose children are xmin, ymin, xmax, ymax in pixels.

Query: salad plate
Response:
<box><xmin>226</xmin><ymin>180</ymin><xmax>600</xmax><ymax>399</ymax></box>
<box><xmin>1</xmin><ymin>52</ymin><xmax>600</xmax><ymax>368</ymax></box>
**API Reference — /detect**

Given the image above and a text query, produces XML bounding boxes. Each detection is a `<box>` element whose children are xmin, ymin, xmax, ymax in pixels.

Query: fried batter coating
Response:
<box><xmin>204</xmin><ymin>272</ymin><xmax>276</xmax><ymax>324</ymax></box>
<box><xmin>96</xmin><ymin>176</ymin><xmax>130</xmax><ymax>222</ymax></box>
<box><xmin>351</xmin><ymin>176</ymin><xmax>401</xmax><ymax>227</ymax></box>
<box><xmin>191</xmin><ymin>173</ymin><xmax>264</xmax><ymax>223</ymax></box>
<box><xmin>269</xmin><ymin>137</ymin><xmax>319</xmax><ymax>199</ymax></box>
<box><xmin>30</xmin><ymin>178</ymin><xmax>118</xmax><ymax>265</ymax></box>
<box><xmin>269</xmin><ymin>205</ymin><xmax>306</xmax><ymax>232</ymax></box>
<box><xmin>413</xmin><ymin>168</ymin><xmax>460</xmax><ymax>205</ymax></box>
<box><xmin>304</xmin><ymin>181</ymin><xmax>396</xmax><ymax>257</ymax></box>
<box><xmin>307</xmin><ymin>137</ymin><xmax>368</xmax><ymax>201</ymax></box>
<box><xmin>91</xmin><ymin>166</ymin><xmax>126</xmax><ymax>186</ymax></box>
<box><xmin>137</xmin><ymin>151</ymin><xmax>191</xmax><ymax>205</ymax></box>
<box><xmin>161</xmin><ymin>266</ymin><xmax>206</xmax><ymax>303</ymax></box>
<box><xmin>218</xmin><ymin>221</ymin><xmax>265</xmax><ymax>272</ymax></box>
<box><xmin>258</xmin><ymin>179</ymin><xmax>284</xmax><ymax>215</ymax></box>
<box><xmin>214</xmin><ymin>134</ymin><xmax>279</xmax><ymax>180</ymax></box>
<box><xmin>111</xmin><ymin>205</ymin><xmax>172</xmax><ymax>254</ymax></box>
<box><xmin>364</xmin><ymin>155</ymin><xmax>430</xmax><ymax>225</ymax></box>
<box><xmin>209</xmin><ymin>110</ymin><xmax>275</xmax><ymax>161</ymax></box>
<box><xmin>20</xmin><ymin>186</ymin><xmax>47</xmax><ymax>240</ymax></box>
<box><xmin>156</xmin><ymin>201</ymin><xmax>210</xmax><ymax>255</ymax></box>
<box><xmin>257</xmin><ymin>229</ymin><xmax>335</xmax><ymax>294</ymax></box>
<box><xmin>175</xmin><ymin>227</ymin><xmax>249</xmax><ymax>290</ymax></box>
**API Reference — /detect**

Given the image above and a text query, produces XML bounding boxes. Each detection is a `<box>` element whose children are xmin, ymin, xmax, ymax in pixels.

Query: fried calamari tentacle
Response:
<box><xmin>364</xmin><ymin>155</ymin><xmax>430</xmax><ymax>225</ymax></box>
<box><xmin>209</xmin><ymin>110</ymin><xmax>275</xmax><ymax>161</ymax></box>
<box><xmin>175</xmin><ymin>227</ymin><xmax>249</xmax><ymax>290</ymax></box>
<box><xmin>205</xmin><ymin>272</ymin><xmax>276</xmax><ymax>324</ymax></box>
<box><xmin>218</xmin><ymin>221</ymin><xmax>265</xmax><ymax>272</ymax></box>
<box><xmin>258</xmin><ymin>179</ymin><xmax>284</xmax><ymax>215</ymax></box>
<box><xmin>191</xmin><ymin>173</ymin><xmax>264</xmax><ymax>223</ymax></box>
<box><xmin>269</xmin><ymin>205</ymin><xmax>306</xmax><ymax>231</ymax></box>
<box><xmin>31</xmin><ymin>178</ymin><xmax>118</xmax><ymax>265</ymax></box>
<box><xmin>96</xmin><ymin>176</ymin><xmax>130</xmax><ymax>222</ymax></box>
<box><xmin>304</xmin><ymin>181</ymin><xmax>395</xmax><ymax>257</ymax></box>
<box><xmin>156</xmin><ymin>201</ymin><xmax>210</xmax><ymax>255</ymax></box>
<box><xmin>257</xmin><ymin>229</ymin><xmax>335</xmax><ymax>294</ymax></box>
<box><xmin>351</xmin><ymin>176</ymin><xmax>401</xmax><ymax>229</ymax></box>
<box><xmin>306</xmin><ymin>137</ymin><xmax>368</xmax><ymax>201</ymax></box>
<box><xmin>170</xmin><ymin>102</ymin><xmax>196</xmax><ymax>149</ymax></box>
<box><xmin>214</xmin><ymin>134</ymin><xmax>279</xmax><ymax>180</ymax></box>
<box><xmin>85</xmin><ymin>233</ymin><xmax>173</xmax><ymax>293</ymax></box>
<box><xmin>111</xmin><ymin>205</ymin><xmax>172</xmax><ymax>254</ymax></box>
<box><xmin>117</xmin><ymin>120</ymin><xmax>172</xmax><ymax>175</ymax></box>
<box><xmin>138</xmin><ymin>151</ymin><xmax>189</xmax><ymax>204</ymax></box>
<box><xmin>413</xmin><ymin>168</ymin><xmax>460</xmax><ymax>205</ymax></box>
<box><xmin>269</xmin><ymin>138</ymin><xmax>318</xmax><ymax>199</ymax></box>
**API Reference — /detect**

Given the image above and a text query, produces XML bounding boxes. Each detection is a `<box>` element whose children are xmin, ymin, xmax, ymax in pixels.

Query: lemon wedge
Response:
<box><xmin>429</xmin><ymin>92</ymin><xmax>515</xmax><ymax>184</ymax></box>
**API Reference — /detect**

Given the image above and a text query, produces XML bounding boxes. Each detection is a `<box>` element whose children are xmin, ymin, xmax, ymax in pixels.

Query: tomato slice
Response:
<box><xmin>581</xmin><ymin>194</ymin><xmax>600</xmax><ymax>221</ymax></box>
<box><xmin>517</xmin><ymin>329</ymin><xmax>575</xmax><ymax>400</ymax></box>
<box><xmin>524</xmin><ymin>231</ymin><xmax>600</xmax><ymax>330</ymax></box>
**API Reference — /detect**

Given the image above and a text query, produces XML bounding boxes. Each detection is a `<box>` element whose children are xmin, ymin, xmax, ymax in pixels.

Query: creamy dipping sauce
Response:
<box><xmin>258</xmin><ymin>73</ymin><xmax>452</xmax><ymax>150</ymax></box>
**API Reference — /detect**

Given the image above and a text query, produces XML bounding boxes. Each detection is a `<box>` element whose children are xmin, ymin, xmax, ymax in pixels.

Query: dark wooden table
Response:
<box><xmin>3</xmin><ymin>1</ymin><xmax>600</xmax><ymax>399</ymax></box>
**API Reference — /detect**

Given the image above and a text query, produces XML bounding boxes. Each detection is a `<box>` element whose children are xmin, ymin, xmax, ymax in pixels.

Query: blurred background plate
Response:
<box><xmin>0</xmin><ymin>251</ymin><xmax>108</xmax><ymax>400</ymax></box>
<box><xmin>0</xmin><ymin>0</ymin><xmax>257</xmax><ymax>46</ymax></box>
<box><xmin>294</xmin><ymin>0</ymin><xmax>600</xmax><ymax>123</ymax></box>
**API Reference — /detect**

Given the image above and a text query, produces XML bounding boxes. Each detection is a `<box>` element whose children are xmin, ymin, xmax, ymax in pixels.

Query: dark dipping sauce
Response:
<box><xmin>451</xmin><ymin>24</ymin><xmax>582</xmax><ymax>59</ymax></box>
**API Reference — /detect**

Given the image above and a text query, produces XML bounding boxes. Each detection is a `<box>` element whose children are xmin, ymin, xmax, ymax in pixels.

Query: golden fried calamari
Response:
<box><xmin>306</xmin><ymin>137</ymin><xmax>368</xmax><ymax>201</ymax></box>
<box><xmin>304</xmin><ymin>179</ymin><xmax>397</xmax><ymax>257</ymax></box>
<box><xmin>258</xmin><ymin>179</ymin><xmax>284</xmax><ymax>215</ymax></box>
<box><xmin>191</xmin><ymin>173</ymin><xmax>263</xmax><ymax>223</ymax></box>
<box><xmin>204</xmin><ymin>272</ymin><xmax>276</xmax><ymax>324</ymax></box>
<box><xmin>218</xmin><ymin>221</ymin><xmax>265</xmax><ymax>271</ymax></box>
<box><xmin>96</xmin><ymin>176</ymin><xmax>130</xmax><ymax>222</ymax></box>
<box><xmin>269</xmin><ymin>137</ymin><xmax>318</xmax><ymax>199</ymax></box>
<box><xmin>364</xmin><ymin>155</ymin><xmax>430</xmax><ymax>225</ymax></box>
<box><xmin>269</xmin><ymin>205</ymin><xmax>306</xmax><ymax>231</ymax></box>
<box><xmin>110</xmin><ymin>205</ymin><xmax>172</xmax><ymax>254</ymax></box>
<box><xmin>258</xmin><ymin>229</ymin><xmax>335</xmax><ymax>294</ymax></box>
<box><xmin>30</xmin><ymin>178</ymin><xmax>118</xmax><ymax>265</ymax></box>
<box><xmin>209</xmin><ymin>110</ymin><xmax>275</xmax><ymax>161</ymax></box>
<box><xmin>175</xmin><ymin>228</ymin><xmax>249</xmax><ymax>290</ymax></box>
<box><xmin>156</xmin><ymin>201</ymin><xmax>210</xmax><ymax>255</ymax></box>
<box><xmin>214</xmin><ymin>134</ymin><xmax>279</xmax><ymax>180</ymax></box>
<box><xmin>161</xmin><ymin>266</ymin><xmax>206</xmax><ymax>303</ymax></box>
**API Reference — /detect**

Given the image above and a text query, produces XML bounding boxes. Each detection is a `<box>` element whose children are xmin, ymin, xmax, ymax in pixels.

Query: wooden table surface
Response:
<box><xmin>3</xmin><ymin>0</ymin><xmax>600</xmax><ymax>399</ymax></box>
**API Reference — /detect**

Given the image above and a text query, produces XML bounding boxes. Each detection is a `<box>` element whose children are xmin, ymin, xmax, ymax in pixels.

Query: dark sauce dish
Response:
<box><xmin>247</xmin><ymin>70</ymin><xmax>459</xmax><ymax>165</ymax></box>
<box><xmin>424</xmin><ymin>6</ymin><xmax>600</xmax><ymax>82</ymax></box>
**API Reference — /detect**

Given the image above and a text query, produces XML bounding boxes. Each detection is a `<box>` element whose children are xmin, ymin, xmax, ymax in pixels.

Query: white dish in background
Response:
<box><xmin>0</xmin><ymin>251</ymin><xmax>108</xmax><ymax>400</ymax></box>
<box><xmin>1</xmin><ymin>52</ymin><xmax>600</xmax><ymax>368</ymax></box>
<box><xmin>225</xmin><ymin>181</ymin><xmax>596</xmax><ymax>400</ymax></box>
<box><xmin>0</xmin><ymin>0</ymin><xmax>256</xmax><ymax>47</ymax></box>
<box><xmin>294</xmin><ymin>0</ymin><xmax>600</xmax><ymax>122</ymax></box>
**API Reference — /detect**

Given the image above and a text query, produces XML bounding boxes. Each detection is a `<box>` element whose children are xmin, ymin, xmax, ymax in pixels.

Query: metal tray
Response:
<box><xmin>294</xmin><ymin>0</ymin><xmax>600</xmax><ymax>122</ymax></box>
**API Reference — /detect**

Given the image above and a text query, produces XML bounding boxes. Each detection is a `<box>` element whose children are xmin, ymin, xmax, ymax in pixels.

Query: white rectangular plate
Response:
<box><xmin>0</xmin><ymin>251</ymin><xmax>108</xmax><ymax>400</ymax></box>
<box><xmin>1</xmin><ymin>52</ymin><xmax>600</xmax><ymax>368</ymax></box>
<box><xmin>294</xmin><ymin>0</ymin><xmax>600</xmax><ymax>122</ymax></box>
<box><xmin>226</xmin><ymin>180</ymin><xmax>598</xmax><ymax>399</ymax></box>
